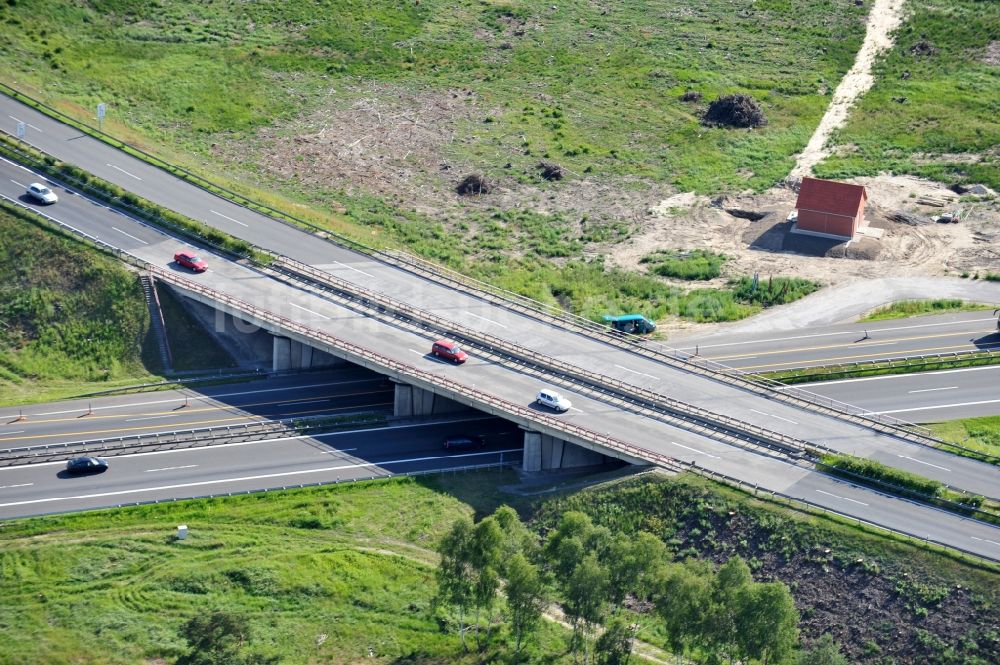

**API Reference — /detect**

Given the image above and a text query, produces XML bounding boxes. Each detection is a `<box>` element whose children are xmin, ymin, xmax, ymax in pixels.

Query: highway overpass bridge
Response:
<box><xmin>2</xmin><ymin>91</ymin><xmax>1000</xmax><ymax>560</ymax></box>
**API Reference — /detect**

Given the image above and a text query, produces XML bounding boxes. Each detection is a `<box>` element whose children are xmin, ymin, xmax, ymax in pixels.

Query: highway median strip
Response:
<box><xmin>816</xmin><ymin>453</ymin><xmax>1000</xmax><ymax>527</ymax></box>
<box><xmin>756</xmin><ymin>349</ymin><xmax>1000</xmax><ymax>385</ymax></box>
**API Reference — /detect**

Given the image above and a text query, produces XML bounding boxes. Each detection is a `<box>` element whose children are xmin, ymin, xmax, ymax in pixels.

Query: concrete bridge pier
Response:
<box><xmin>392</xmin><ymin>381</ymin><xmax>467</xmax><ymax>417</ymax></box>
<box><xmin>521</xmin><ymin>429</ymin><xmax>609</xmax><ymax>472</ymax></box>
<box><xmin>272</xmin><ymin>337</ymin><xmax>347</xmax><ymax>372</ymax></box>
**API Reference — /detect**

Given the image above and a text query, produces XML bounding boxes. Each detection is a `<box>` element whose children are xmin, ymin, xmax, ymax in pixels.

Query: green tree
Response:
<box><xmin>735</xmin><ymin>581</ymin><xmax>799</xmax><ymax>665</ymax></box>
<box><xmin>469</xmin><ymin>515</ymin><xmax>504</xmax><ymax>650</ymax></box>
<box><xmin>565</xmin><ymin>554</ymin><xmax>610</xmax><ymax>663</ymax></box>
<box><xmin>544</xmin><ymin>511</ymin><xmax>595</xmax><ymax>579</ymax></box>
<box><xmin>797</xmin><ymin>633</ymin><xmax>848</xmax><ymax>665</ymax></box>
<box><xmin>595</xmin><ymin>616</ymin><xmax>637</xmax><ymax>665</ymax></box>
<box><xmin>505</xmin><ymin>553</ymin><xmax>547</xmax><ymax>657</ymax></box>
<box><xmin>435</xmin><ymin>516</ymin><xmax>476</xmax><ymax>649</ymax></box>
<box><xmin>655</xmin><ymin>560</ymin><xmax>714</xmax><ymax>661</ymax></box>
<box><xmin>494</xmin><ymin>505</ymin><xmax>539</xmax><ymax>569</ymax></box>
<box><xmin>707</xmin><ymin>557</ymin><xmax>753</xmax><ymax>663</ymax></box>
<box><xmin>176</xmin><ymin>610</ymin><xmax>277</xmax><ymax>665</ymax></box>
<box><xmin>606</xmin><ymin>531</ymin><xmax>667</xmax><ymax>611</ymax></box>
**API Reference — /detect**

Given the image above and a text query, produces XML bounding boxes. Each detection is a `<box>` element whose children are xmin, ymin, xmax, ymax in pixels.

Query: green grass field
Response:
<box><xmin>0</xmin><ymin>0</ymin><xmax>869</xmax><ymax>326</ymax></box>
<box><xmin>1</xmin><ymin>472</ymin><xmax>996</xmax><ymax>664</ymax></box>
<box><xmin>0</xmin><ymin>0</ymin><xmax>867</xmax><ymax>193</ymax></box>
<box><xmin>816</xmin><ymin>0</ymin><xmax>1000</xmax><ymax>190</ymax></box>
<box><xmin>929</xmin><ymin>414</ymin><xmax>1000</xmax><ymax>458</ymax></box>
<box><xmin>862</xmin><ymin>299</ymin><xmax>998</xmax><ymax>321</ymax></box>
<box><xmin>0</xmin><ymin>205</ymin><xmax>159</xmax><ymax>405</ymax></box>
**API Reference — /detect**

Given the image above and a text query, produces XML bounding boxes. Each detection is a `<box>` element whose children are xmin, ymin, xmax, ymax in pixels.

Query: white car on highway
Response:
<box><xmin>536</xmin><ymin>388</ymin><xmax>572</xmax><ymax>413</ymax></box>
<box><xmin>26</xmin><ymin>182</ymin><xmax>58</xmax><ymax>204</ymax></box>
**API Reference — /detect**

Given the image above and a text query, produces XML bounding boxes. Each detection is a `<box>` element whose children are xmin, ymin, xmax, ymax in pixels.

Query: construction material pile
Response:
<box><xmin>456</xmin><ymin>173</ymin><xmax>493</xmax><ymax>196</ymax></box>
<box><xmin>703</xmin><ymin>94</ymin><xmax>767</xmax><ymax>128</ymax></box>
<box><xmin>537</xmin><ymin>161</ymin><xmax>564</xmax><ymax>181</ymax></box>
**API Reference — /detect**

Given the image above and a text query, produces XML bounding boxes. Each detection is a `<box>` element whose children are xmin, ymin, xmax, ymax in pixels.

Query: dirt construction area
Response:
<box><xmin>228</xmin><ymin>0</ymin><xmax>998</xmax><ymax>331</ymax></box>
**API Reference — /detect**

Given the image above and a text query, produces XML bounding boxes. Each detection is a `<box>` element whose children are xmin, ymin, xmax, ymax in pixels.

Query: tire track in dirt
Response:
<box><xmin>790</xmin><ymin>0</ymin><xmax>908</xmax><ymax>178</ymax></box>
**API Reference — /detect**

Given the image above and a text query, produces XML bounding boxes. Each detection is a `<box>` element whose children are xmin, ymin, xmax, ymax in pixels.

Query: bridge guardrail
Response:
<box><xmin>0</xmin><ymin>88</ymin><xmax>936</xmax><ymax>440</ymax></box>
<box><xmin>0</xmin><ymin>194</ymin><xmax>680</xmax><ymax>472</ymax></box>
<box><xmin>269</xmin><ymin>256</ymin><xmax>819</xmax><ymax>461</ymax></box>
<box><xmin>1</xmin><ymin>105</ymin><xmax>987</xmax><ymax>463</ymax></box>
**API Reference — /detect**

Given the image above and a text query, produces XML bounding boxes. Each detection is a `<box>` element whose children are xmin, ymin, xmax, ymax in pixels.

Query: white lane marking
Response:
<box><xmin>750</xmin><ymin>409</ymin><xmax>798</xmax><ymax>425</ymax></box>
<box><xmin>0</xmin><ymin>416</ymin><xmax>498</xmax><ymax>471</ymax></box>
<box><xmin>8</xmin><ymin>116</ymin><xmax>42</xmax><ymax>132</ymax></box>
<box><xmin>277</xmin><ymin>399</ymin><xmax>329</xmax><ymax>407</ymax></box>
<box><xmin>111</xmin><ymin>226</ymin><xmax>148</xmax><ymax>244</ymax></box>
<box><xmin>670</xmin><ymin>441</ymin><xmax>720</xmax><ymax>459</ymax></box>
<box><xmin>0</xmin><ymin>379</ymin><xmax>378</xmax><ymax>419</ymax></box>
<box><xmin>408</xmin><ymin>348</ymin><xmax>426</xmax><ymax>356</ymax></box>
<box><xmin>467</xmin><ymin>312</ymin><xmax>509</xmax><ymax>329</ymax></box>
<box><xmin>0</xmin><ymin>448</ymin><xmax>522</xmax><ymax>508</ymax></box>
<box><xmin>971</xmin><ymin>536</ymin><xmax>1000</xmax><ymax>547</ymax></box>
<box><xmin>318</xmin><ymin>447</ymin><xmax>358</xmax><ymax>454</ymax></box>
<box><xmin>907</xmin><ymin>386</ymin><xmax>958</xmax><ymax>394</ymax></box>
<box><xmin>816</xmin><ymin>489</ymin><xmax>869</xmax><ymax>506</ymax></box>
<box><xmin>0</xmin><ymin>483</ymin><xmax>33</xmax><ymax>490</ymax></box>
<box><xmin>896</xmin><ymin>455</ymin><xmax>950</xmax><ymax>472</ymax></box>
<box><xmin>144</xmin><ymin>465</ymin><xmax>199</xmax><ymax>473</ymax></box>
<box><xmin>124</xmin><ymin>414</ymin><xmax>179</xmax><ymax>422</ymax></box>
<box><xmin>106</xmin><ymin>163</ymin><xmax>142</xmax><ymax>180</ymax></box>
<box><xmin>875</xmin><ymin>397</ymin><xmax>1000</xmax><ymax>415</ymax></box>
<box><xmin>10</xmin><ymin>179</ymin><xmax>26</xmax><ymax>188</ymax></box>
<box><xmin>613</xmin><ymin>364</ymin><xmax>658</xmax><ymax>380</ymax></box>
<box><xmin>568</xmin><ymin>406</ymin><xmax>584</xmax><ymax>413</ymax></box>
<box><xmin>289</xmin><ymin>302</ymin><xmax>331</xmax><ymax>320</ymax></box>
<box><xmin>0</xmin><ymin>431</ymin><xmax>25</xmax><ymax>436</ymax></box>
<box><xmin>683</xmin><ymin>316</ymin><xmax>999</xmax><ymax>350</ymax></box>
<box><xmin>210</xmin><ymin>209</ymin><xmax>249</xmax><ymax>227</ymax></box>
<box><xmin>333</xmin><ymin>261</ymin><xmax>375</xmax><ymax>278</ymax></box>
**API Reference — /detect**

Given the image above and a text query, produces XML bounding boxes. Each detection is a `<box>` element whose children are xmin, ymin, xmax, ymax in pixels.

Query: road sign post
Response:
<box><xmin>97</xmin><ymin>103</ymin><xmax>106</xmax><ymax>131</ymax></box>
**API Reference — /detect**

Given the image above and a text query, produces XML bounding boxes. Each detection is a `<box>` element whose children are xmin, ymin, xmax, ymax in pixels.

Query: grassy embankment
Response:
<box><xmin>862</xmin><ymin>299</ymin><xmax>998</xmax><ymax>321</ymax></box>
<box><xmin>0</xmin><ymin>205</ymin><xmax>233</xmax><ymax>406</ymax></box>
<box><xmin>0</xmin><ymin>0</ymin><xmax>869</xmax><ymax>324</ymax></box>
<box><xmin>1</xmin><ymin>472</ymin><xmax>997</xmax><ymax>664</ymax></box>
<box><xmin>0</xmin><ymin>205</ymin><xmax>157</xmax><ymax>404</ymax></box>
<box><xmin>930</xmin><ymin>414</ymin><xmax>1000</xmax><ymax>459</ymax></box>
<box><xmin>816</xmin><ymin>0</ymin><xmax>1000</xmax><ymax>191</ymax></box>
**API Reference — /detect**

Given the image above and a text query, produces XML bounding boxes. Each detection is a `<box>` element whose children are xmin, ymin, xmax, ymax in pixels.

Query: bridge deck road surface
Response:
<box><xmin>674</xmin><ymin>311</ymin><xmax>1000</xmax><ymax>372</ymax></box>
<box><xmin>0</xmin><ymin>417</ymin><xmax>522</xmax><ymax>519</ymax></box>
<box><xmin>5</xmin><ymin>98</ymin><xmax>1000</xmax><ymax>554</ymax></box>
<box><xmin>0</xmin><ymin>368</ymin><xmax>395</xmax><ymax>450</ymax></box>
<box><xmin>1</xmin><ymin>157</ymin><xmax>996</xmax><ymax>503</ymax></box>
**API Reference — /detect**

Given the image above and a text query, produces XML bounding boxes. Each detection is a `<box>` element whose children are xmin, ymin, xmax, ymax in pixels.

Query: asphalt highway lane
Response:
<box><xmin>0</xmin><ymin>368</ymin><xmax>394</xmax><ymax>450</ymax></box>
<box><xmin>0</xmin><ymin>118</ymin><xmax>991</xmax><ymax>491</ymax></box>
<box><xmin>0</xmin><ymin>417</ymin><xmax>521</xmax><ymax>519</ymax></box>
<box><xmin>785</xmin><ymin>364</ymin><xmax>1000</xmax><ymax>423</ymax></box>
<box><xmin>679</xmin><ymin>311</ymin><xmax>1000</xmax><ymax>372</ymax></box>
<box><xmin>3</xmin><ymin>97</ymin><xmax>1000</xmax><ymax>558</ymax></box>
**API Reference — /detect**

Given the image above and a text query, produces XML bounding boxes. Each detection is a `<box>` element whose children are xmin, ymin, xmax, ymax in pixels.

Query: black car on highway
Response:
<box><xmin>65</xmin><ymin>456</ymin><xmax>109</xmax><ymax>475</ymax></box>
<box><xmin>442</xmin><ymin>435</ymin><xmax>485</xmax><ymax>451</ymax></box>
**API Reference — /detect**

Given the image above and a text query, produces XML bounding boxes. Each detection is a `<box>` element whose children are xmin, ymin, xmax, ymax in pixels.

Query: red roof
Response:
<box><xmin>795</xmin><ymin>177</ymin><xmax>867</xmax><ymax>217</ymax></box>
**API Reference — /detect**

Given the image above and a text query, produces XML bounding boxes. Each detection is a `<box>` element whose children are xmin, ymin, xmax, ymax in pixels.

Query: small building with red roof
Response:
<box><xmin>793</xmin><ymin>177</ymin><xmax>868</xmax><ymax>239</ymax></box>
